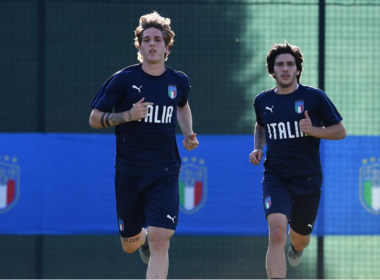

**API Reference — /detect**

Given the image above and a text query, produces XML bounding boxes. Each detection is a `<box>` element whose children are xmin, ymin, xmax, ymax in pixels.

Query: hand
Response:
<box><xmin>299</xmin><ymin>110</ymin><xmax>313</xmax><ymax>136</ymax></box>
<box><xmin>183</xmin><ymin>133</ymin><xmax>199</xmax><ymax>151</ymax></box>
<box><xmin>249</xmin><ymin>150</ymin><xmax>263</xmax><ymax>165</ymax></box>
<box><xmin>128</xmin><ymin>98</ymin><xmax>153</xmax><ymax>121</ymax></box>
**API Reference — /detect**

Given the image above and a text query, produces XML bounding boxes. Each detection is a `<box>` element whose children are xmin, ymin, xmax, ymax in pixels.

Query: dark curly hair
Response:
<box><xmin>134</xmin><ymin>11</ymin><xmax>175</xmax><ymax>62</ymax></box>
<box><xmin>266</xmin><ymin>41</ymin><xmax>304</xmax><ymax>83</ymax></box>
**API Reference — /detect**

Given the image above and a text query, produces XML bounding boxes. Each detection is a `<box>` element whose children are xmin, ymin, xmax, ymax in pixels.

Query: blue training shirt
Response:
<box><xmin>90</xmin><ymin>64</ymin><xmax>191</xmax><ymax>177</ymax></box>
<box><xmin>253</xmin><ymin>84</ymin><xmax>343</xmax><ymax>189</ymax></box>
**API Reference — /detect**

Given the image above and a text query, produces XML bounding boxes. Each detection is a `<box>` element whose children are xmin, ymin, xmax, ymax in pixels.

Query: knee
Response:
<box><xmin>121</xmin><ymin>243</ymin><xmax>139</xmax><ymax>254</ymax></box>
<box><xmin>149</xmin><ymin>236</ymin><xmax>170</xmax><ymax>253</ymax></box>
<box><xmin>292</xmin><ymin>238</ymin><xmax>310</xmax><ymax>251</ymax></box>
<box><xmin>269</xmin><ymin>227</ymin><xmax>287</xmax><ymax>246</ymax></box>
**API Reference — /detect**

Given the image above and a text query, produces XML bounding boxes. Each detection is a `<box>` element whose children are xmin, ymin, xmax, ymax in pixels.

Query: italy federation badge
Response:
<box><xmin>118</xmin><ymin>219</ymin><xmax>124</xmax><ymax>231</ymax></box>
<box><xmin>168</xmin><ymin>85</ymin><xmax>177</xmax><ymax>99</ymax></box>
<box><xmin>0</xmin><ymin>156</ymin><xmax>20</xmax><ymax>214</ymax></box>
<box><xmin>265</xmin><ymin>196</ymin><xmax>272</xmax><ymax>209</ymax></box>
<box><xmin>179</xmin><ymin>157</ymin><xmax>207</xmax><ymax>215</ymax></box>
<box><xmin>359</xmin><ymin>157</ymin><xmax>380</xmax><ymax>215</ymax></box>
<box><xmin>295</xmin><ymin>101</ymin><xmax>304</xmax><ymax>114</ymax></box>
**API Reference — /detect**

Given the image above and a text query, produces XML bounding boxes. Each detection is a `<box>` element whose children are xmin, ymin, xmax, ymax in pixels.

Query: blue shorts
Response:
<box><xmin>115</xmin><ymin>170</ymin><xmax>179</xmax><ymax>238</ymax></box>
<box><xmin>262</xmin><ymin>178</ymin><xmax>321</xmax><ymax>235</ymax></box>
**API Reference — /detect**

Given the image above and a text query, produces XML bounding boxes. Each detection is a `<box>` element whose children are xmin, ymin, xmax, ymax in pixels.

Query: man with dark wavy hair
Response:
<box><xmin>89</xmin><ymin>12</ymin><xmax>199</xmax><ymax>279</ymax></box>
<box><xmin>249</xmin><ymin>41</ymin><xmax>345</xmax><ymax>279</ymax></box>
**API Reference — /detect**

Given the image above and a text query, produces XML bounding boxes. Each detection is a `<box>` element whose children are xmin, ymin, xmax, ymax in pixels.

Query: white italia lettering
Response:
<box><xmin>145</xmin><ymin>105</ymin><xmax>153</xmax><ymax>123</ymax></box>
<box><xmin>267</xmin><ymin>124</ymin><xmax>272</xmax><ymax>139</ymax></box>
<box><xmin>154</xmin><ymin>105</ymin><xmax>161</xmax><ymax>123</ymax></box>
<box><xmin>161</xmin><ymin>106</ymin><xmax>167</xmax><ymax>123</ymax></box>
<box><xmin>267</xmin><ymin>121</ymin><xmax>307</xmax><ymax>140</ymax></box>
<box><xmin>287</xmin><ymin>122</ymin><xmax>295</xmax><ymax>138</ymax></box>
<box><xmin>165</xmin><ymin>106</ymin><xmax>173</xmax><ymax>123</ymax></box>
<box><xmin>278</xmin><ymin>122</ymin><xmax>286</xmax><ymax>139</ymax></box>
<box><xmin>269</xmin><ymin>123</ymin><xmax>277</xmax><ymax>139</ymax></box>
<box><xmin>294</xmin><ymin>121</ymin><xmax>299</xmax><ymax>137</ymax></box>
<box><xmin>135</xmin><ymin>105</ymin><xmax>174</xmax><ymax>123</ymax></box>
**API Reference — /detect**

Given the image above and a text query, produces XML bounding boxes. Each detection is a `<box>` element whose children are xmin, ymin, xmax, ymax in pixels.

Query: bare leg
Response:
<box><xmin>146</xmin><ymin>226</ymin><xmax>174</xmax><ymax>279</ymax></box>
<box><xmin>119</xmin><ymin>228</ymin><xmax>147</xmax><ymax>253</ymax></box>
<box><xmin>266</xmin><ymin>213</ymin><xmax>288</xmax><ymax>279</ymax></box>
<box><xmin>289</xmin><ymin>227</ymin><xmax>310</xmax><ymax>251</ymax></box>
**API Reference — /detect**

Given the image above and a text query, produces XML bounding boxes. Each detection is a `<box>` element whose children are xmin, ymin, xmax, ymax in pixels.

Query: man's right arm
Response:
<box><xmin>254</xmin><ymin>122</ymin><xmax>266</xmax><ymax>150</ymax></box>
<box><xmin>89</xmin><ymin>97</ymin><xmax>153</xmax><ymax>129</ymax></box>
<box><xmin>249</xmin><ymin>122</ymin><xmax>266</xmax><ymax>165</ymax></box>
<box><xmin>89</xmin><ymin>109</ymin><xmax>130</xmax><ymax>129</ymax></box>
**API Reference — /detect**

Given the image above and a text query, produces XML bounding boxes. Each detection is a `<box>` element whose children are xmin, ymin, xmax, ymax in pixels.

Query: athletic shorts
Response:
<box><xmin>262</xmin><ymin>178</ymin><xmax>321</xmax><ymax>235</ymax></box>
<box><xmin>115</xmin><ymin>170</ymin><xmax>179</xmax><ymax>238</ymax></box>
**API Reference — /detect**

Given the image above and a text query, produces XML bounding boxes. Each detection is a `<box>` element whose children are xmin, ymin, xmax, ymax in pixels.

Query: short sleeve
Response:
<box><xmin>316</xmin><ymin>90</ymin><xmax>343</xmax><ymax>127</ymax></box>
<box><xmin>253</xmin><ymin>94</ymin><xmax>264</xmax><ymax>127</ymax></box>
<box><xmin>90</xmin><ymin>72</ymin><xmax>127</xmax><ymax>112</ymax></box>
<box><xmin>178</xmin><ymin>72</ymin><xmax>191</xmax><ymax>107</ymax></box>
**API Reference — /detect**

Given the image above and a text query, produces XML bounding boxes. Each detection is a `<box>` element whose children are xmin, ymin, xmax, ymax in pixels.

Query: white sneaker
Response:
<box><xmin>287</xmin><ymin>245</ymin><xmax>303</xmax><ymax>267</ymax></box>
<box><xmin>139</xmin><ymin>229</ymin><xmax>150</xmax><ymax>264</ymax></box>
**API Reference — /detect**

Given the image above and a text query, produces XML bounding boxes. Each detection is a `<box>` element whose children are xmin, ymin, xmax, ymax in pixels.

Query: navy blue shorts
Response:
<box><xmin>115</xmin><ymin>170</ymin><xmax>179</xmax><ymax>238</ymax></box>
<box><xmin>262</xmin><ymin>178</ymin><xmax>321</xmax><ymax>235</ymax></box>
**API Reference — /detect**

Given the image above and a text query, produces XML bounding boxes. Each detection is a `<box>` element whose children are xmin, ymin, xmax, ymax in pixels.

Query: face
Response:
<box><xmin>273</xmin><ymin>53</ymin><xmax>299</xmax><ymax>88</ymax></box>
<box><xmin>139</xmin><ymin>27</ymin><xmax>168</xmax><ymax>65</ymax></box>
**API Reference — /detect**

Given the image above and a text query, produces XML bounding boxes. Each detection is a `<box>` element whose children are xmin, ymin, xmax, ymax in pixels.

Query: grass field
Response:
<box><xmin>1</xmin><ymin>235</ymin><xmax>379</xmax><ymax>278</ymax></box>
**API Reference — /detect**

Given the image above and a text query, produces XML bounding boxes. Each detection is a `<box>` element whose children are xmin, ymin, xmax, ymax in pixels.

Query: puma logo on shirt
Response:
<box><xmin>132</xmin><ymin>85</ymin><xmax>142</xmax><ymax>93</ymax></box>
<box><xmin>266</xmin><ymin>106</ymin><xmax>274</xmax><ymax>113</ymax></box>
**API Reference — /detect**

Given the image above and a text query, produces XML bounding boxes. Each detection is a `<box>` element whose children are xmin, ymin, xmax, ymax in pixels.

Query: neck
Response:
<box><xmin>275</xmin><ymin>81</ymin><xmax>298</xmax><ymax>95</ymax></box>
<box><xmin>141</xmin><ymin>62</ymin><xmax>166</xmax><ymax>76</ymax></box>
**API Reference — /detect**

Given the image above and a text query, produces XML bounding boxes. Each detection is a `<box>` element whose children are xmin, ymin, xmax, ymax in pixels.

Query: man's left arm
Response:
<box><xmin>300</xmin><ymin>110</ymin><xmax>346</xmax><ymax>140</ymax></box>
<box><xmin>177</xmin><ymin>101</ymin><xmax>199</xmax><ymax>151</ymax></box>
